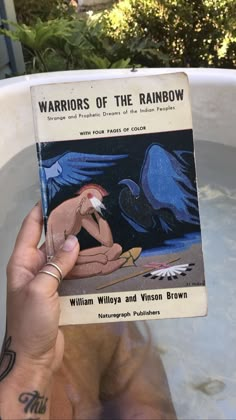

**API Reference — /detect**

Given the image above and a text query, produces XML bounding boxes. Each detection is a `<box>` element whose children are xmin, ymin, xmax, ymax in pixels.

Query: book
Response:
<box><xmin>31</xmin><ymin>71</ymin><xmax>207</xmax><ymax>325</ymax></box>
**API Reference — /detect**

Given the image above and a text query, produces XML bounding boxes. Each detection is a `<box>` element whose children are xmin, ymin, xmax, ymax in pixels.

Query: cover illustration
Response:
<box><xmin>31</xmin><ymin>72</ymin><xmax>207</xmax><ymax>325</ymax></box>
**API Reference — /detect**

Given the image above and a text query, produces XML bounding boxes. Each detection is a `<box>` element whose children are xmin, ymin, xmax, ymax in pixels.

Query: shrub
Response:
<box><xmin>100</xmin><ymin>0</ymin><xmax>236</xmax><ymax>68</ymax></box>
<box><xmin>100</xmin><ymin>0</ymin><xmax>170</xmax><ymax>67</ymax></box>
<box><xmin>3</xmin><ymin>0</ymin><xmax>235</xmax><ymax>73</ymax></box>
<box><xmin>14</xmin><ymin>0</ymin><xmax>76</xmax><ymax>25</ymax></box>
<box><xmin>0</xmin><ymin>17</ymin><xmax>132</xmax><ymax>72</ymax></box>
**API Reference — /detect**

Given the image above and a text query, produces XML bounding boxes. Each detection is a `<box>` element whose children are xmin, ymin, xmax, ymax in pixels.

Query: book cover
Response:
<box><xmin>31</xmin><ymin>72</ymin><xmax>207</xmax><ymax>325</ymax></box>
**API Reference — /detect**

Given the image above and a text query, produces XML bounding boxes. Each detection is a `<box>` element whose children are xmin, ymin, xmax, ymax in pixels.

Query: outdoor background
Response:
<box><xmin>0</xmin><ymin>0</ymin><xmax>235</xmax><ymax>76</ymax></box>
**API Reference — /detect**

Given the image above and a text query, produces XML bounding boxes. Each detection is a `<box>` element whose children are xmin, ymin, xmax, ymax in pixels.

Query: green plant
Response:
<box><xmin>13</xmin><ymin>0</ymin><xmax>77</xmax><ymax>25</ymax></box>
<box><xmin>166</xmin><ymin>0</ymin><xmax>235</xmax><ymax>67</ymax></box>
<box><xmin>100</xmin><ymin>0</ymin><xmax>170</xmax><ymax>67</ymax></box>
<box><xmin>1</xmin><ymin>19</ymin><xmax>75</xmax><ymax>72</ymax></box>
<box><xmin>100</xmin><ymin>0</ymin><xmax>236</xmax><ymax>68</ymax></box>
<box><xmin>3</xmin><ymin>0</ymin><xmax>235</xmax><ymax>73</ymax></box>
<box><xmin>0</xmin><ymin>17</ymin><xmax>132</xmax><ymax>73</ymax></box>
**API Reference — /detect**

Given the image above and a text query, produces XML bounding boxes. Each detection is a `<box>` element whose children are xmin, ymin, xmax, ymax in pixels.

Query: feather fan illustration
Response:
<box><xmin>143</xmin><ymin>263</ymin><xmax>195</xmax><ymax>280</ymax></box>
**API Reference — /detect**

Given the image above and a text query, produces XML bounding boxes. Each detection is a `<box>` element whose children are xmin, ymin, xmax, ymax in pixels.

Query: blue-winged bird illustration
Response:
<box><xmin>118</xmin><ymin>144</ymin><xmax>199</xmax><ymax>234</ymax></box>
<box><xmin>39</xmin><ymin>151</ymin><xmax>127</xmax><ymax>214</ymax></box>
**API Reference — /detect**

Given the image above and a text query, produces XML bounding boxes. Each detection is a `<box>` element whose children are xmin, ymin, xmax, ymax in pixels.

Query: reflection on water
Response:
<box><xmin>192</xmin><ymin>379</ymin><xmax>226</xmax><ymax>396</ymax></box>
<box><xmin>0</xmin><ymin>140</ymin><xmax>236</xmax><ymax>419</ymax></box>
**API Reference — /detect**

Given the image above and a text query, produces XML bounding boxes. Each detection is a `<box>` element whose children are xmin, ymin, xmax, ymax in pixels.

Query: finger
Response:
<box><xmin>34</xmin><ymin>235</ymin><xmax>80</xmax><ymax>296</ymax></box>
<box><xmin>13</xmin><ymin>203</ymin><xmax>43</xmax><ymax>255</ymax></box>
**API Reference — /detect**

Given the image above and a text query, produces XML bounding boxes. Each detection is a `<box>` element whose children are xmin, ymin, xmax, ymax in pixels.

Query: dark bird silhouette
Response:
<box><xmin>118</xmin><ymin>144</ymin><xmax>199</xmax><ymax>234</ymax></box>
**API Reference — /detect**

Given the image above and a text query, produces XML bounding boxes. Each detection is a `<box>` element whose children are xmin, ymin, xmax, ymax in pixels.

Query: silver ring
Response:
<box><xmin>38</xmin><ymin>270</ymin><xmax>61</xmax><ymax>284</ymax></box>
<box><xmin>45</xmin><ymin>262</ymin><xmax>63</xmax><ymax>282</ymax></box>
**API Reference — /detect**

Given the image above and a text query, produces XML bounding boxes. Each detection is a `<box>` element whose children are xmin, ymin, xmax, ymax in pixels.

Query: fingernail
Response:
<box><xmin>62</xmin><ymin>235</ymin><xmax>78</xmax><ymax>252</ymax></box>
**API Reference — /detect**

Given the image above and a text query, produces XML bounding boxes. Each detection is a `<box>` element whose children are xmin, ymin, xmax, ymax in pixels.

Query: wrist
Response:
<box><xmin>0</xmin><ymin>364</ymin><xmax>52</xmax><ymax>419</ymax></box>
<box><xmin>2</xmin><ymin>359</ymin><xmax>52</xmax><ymax>388</ymax></box>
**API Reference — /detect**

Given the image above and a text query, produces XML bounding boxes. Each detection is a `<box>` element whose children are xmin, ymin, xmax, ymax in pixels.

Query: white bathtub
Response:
<box><xmin>0</xmin><ymin>68</ymin><xmax>235</xmax><ymax>419</ymax></box>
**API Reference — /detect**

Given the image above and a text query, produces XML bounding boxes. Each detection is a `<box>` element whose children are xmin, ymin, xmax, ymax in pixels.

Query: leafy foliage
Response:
<box><xmin>13</xmin><ymin>0</ymin><xmax>76</xmax><ymax>25</ymax></box>
<box><xmin>1</xmin><ymin>0</ymin><xmax>235</xmax><ymax>73</ymax></box>
<box><xmin>100</xmin><ymin>0</ymin><xmax>236</xmax><ymax>68</ymax></box>
<box><xmin>0</xmin><ymin>18</ymin><xmax>132</xmax><ymax>72</ymax></box>
<box><xmin>99</xmin><ymin>0</ymin><xmax>169</xmax><ymax>66</ymax></box>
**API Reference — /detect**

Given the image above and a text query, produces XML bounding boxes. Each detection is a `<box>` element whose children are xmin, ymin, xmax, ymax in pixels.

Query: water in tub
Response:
<box><xmin>0</xmin><ymin>140</ymin><xmax>235</xmax><ymax>419</ymax></box>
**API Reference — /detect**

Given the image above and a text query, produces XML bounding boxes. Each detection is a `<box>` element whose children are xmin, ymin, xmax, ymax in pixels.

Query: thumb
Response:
<box><xmin>35</xmin><ymin>235</ymin><xmax>79</xmax><ymax>295</ymax></box>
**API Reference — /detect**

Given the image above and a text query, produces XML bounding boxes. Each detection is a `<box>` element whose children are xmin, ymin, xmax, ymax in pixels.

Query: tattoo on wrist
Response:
<box><xmin>19</xmin><ymin>391</ymin><xmax>48</xmax><ymax>415</ymax></box>
<box><xmin>0</xmin><ymin>332</ymin><xmax>16</xmax><ymax>381</ymax></box>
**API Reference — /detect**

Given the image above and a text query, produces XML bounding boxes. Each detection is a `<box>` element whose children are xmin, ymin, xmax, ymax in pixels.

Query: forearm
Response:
<box><xmin>0</xmin><ymin>204</ymin><xmax>79</xmax><ymax>420</ymax></box>
<box><xmin>82</xmin><ymin>214</ymin><xmax>113</xmax><ymax>246</ymax></box>
<box><xmin>0</xmin><ymin>365</ymin><xmax>53</xmax><ymax>420</ymax></box>
<box><xmin>95</xmin><ymin>214</ymin><xmax>113</xmax><ymax>246</ymax></box>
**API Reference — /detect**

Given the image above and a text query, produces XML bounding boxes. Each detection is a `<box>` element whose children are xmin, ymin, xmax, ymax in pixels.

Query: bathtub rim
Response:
<box><xmin>0</xmin><ymin>67</ymin><xmax>235</xmax><ymax>168</ymax></box>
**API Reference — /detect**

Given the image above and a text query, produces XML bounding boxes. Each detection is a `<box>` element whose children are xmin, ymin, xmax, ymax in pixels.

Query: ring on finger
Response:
<box><xmin>45</xmin><ymin>262</ymin><xmax>63</xmax><ymax>282</ymax></box>
<box><xmin>38</xmin><ymin>269</ymin><xmax>61</xmax><ymax>284</ymax></box>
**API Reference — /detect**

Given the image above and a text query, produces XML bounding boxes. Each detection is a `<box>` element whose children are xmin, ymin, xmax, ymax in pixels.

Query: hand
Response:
<box><xmin>93</xmin><ymin>210</ymin><xmax>102</xmax><ymax>220</ymax></box>
<box><xmin>5</xmin><ymin>203</ymin><xmax>80</xmax><ymax>377</ymax></box>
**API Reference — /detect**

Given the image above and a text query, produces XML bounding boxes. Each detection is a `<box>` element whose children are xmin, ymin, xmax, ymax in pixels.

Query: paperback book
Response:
<box><xmin>31</xmin><ymin>72</ymin><xmax>207</xmax><ymax>325</ymax></box>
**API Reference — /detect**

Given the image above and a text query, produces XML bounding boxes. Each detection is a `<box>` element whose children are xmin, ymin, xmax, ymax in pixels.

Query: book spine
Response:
<box><xmin>35</xmin><ymin>142</ymin><xmax>48</xmax><ymax>225</ymax></box>
<box><xmin>31</xmin><ymin>89</ymin><xmax>52</xmax><ymax>259</ymax></box>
